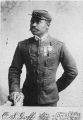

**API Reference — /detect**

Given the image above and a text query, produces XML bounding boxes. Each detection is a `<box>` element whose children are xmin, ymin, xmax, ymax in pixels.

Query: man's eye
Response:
<box><xmin>34</xmin><ymin>19</ymin><xmax>40</xmax><ymax>24</ymax></box>
<box><xmin>37</xmin><ymin>21</ymin><xmax>40</xmax><ymax>24</ymax></box>
<box><xmin>31</xmin><ymin>19</ymin><xmax>42</xmax><ymax>24</ymax></box>
<box><xmin>38</xmin><ymin>20</ymin><xmax>42</xmax><ymax>23</ymax></box>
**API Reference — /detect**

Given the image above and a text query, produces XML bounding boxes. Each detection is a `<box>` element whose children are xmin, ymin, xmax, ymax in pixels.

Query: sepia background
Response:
<box><xmin>0</xmin><ymin>0</ymin><xmax>83</xmax><ymax>106</ymax></box>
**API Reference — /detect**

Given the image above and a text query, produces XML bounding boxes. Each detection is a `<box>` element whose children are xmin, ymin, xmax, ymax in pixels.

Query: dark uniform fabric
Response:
<box><xmin>8</xmin><ymin>35</ymin><xmax>78</xmax><ymax>106</ymax></box>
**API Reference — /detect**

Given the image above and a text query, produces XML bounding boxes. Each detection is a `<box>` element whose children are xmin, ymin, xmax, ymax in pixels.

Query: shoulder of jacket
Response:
<box><xmin>18</xmin><ymin>37</ymin><xmax>34</xmax><ymax>47</ymax></box>
<box><xmin>49</xmin><ymin>36</ymin><xmax>64</xmax><ymax>46</ymax></box>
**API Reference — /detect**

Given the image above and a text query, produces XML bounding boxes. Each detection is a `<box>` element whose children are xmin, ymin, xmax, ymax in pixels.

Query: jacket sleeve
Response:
<box><xmin>56</xmin><ymin>43</ymin><xmax>78</xmax><ymax>92</ymax></box>
<box><xmin>8</xmin><ymin>42</ymin><xmax>24</xmax><ymax>94</ymax></box>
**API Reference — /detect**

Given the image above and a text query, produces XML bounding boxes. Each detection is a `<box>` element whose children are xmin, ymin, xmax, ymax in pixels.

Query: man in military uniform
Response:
<box><xmin>8</xmin><ymin>10</ymin><xmax>78</xmax><ymax>106</ymax></box>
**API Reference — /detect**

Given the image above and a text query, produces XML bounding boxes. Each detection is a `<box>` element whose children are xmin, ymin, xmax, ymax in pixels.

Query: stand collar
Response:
<box><xmin>34</xmin><ymin>33</ymin><xmax>48</xmax><ymax>42</ymax></box>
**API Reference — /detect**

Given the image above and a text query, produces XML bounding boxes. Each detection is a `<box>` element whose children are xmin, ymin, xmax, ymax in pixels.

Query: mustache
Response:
<box><xmin>30</xmin><ymin>26</ymin><xmax>39</xmax><ymax>31</ymax></box>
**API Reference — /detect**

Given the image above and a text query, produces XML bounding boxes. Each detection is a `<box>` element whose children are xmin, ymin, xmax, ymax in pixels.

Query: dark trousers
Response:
<box><xmin>23</xmin><ymin>102</ymin><xmax>57</xmax><ymax>106</ymax></box>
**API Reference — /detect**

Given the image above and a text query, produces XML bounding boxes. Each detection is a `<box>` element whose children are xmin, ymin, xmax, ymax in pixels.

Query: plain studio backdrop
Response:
<box><xmin>0</xmin><ymin>0</ymin><xmax>83</xmax><ymax>106</ymax></box>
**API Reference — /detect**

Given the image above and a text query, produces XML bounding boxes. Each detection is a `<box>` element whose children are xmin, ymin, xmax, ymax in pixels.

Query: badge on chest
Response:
<box><xmin>41</xmin><ymin>45</ymin><xmax>53</xmax><ymax>56</ymax></box>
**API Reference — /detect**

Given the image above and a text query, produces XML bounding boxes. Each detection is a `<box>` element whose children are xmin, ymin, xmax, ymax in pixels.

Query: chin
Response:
<box><xmin>31</xmin><ymin>30</ymin><xmax>42</xmax><ymax>37</ymax></box>
<box><xmin>31</xmin><ymin>31</ymin><xmax>40</xmax><ymax>36</ymax></box>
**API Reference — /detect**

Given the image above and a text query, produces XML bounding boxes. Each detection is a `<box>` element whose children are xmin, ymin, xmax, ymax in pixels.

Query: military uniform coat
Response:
<box><xmin>8</xmin><ymin>35</ymin><xmax>78</xmax><ymax>105</ymax></box>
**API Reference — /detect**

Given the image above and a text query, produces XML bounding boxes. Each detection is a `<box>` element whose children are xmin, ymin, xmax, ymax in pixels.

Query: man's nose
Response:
<box><xmin>32</xmin><ymin>22</ymin><xmax>37</xmax><ymax>26</ymax></box>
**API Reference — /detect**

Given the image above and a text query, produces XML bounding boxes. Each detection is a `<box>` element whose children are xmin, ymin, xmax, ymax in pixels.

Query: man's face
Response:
<box><xmin>30</xmin><ymin>17</ymin><xmax>49</xmax><ymax>37</ymax></box>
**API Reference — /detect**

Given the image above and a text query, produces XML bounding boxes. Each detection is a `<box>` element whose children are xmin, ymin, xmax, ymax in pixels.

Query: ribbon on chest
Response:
<box><xmin>41</xmin><ymin>45</ymin><xmax>53</xmax><ymax>56</ymax></box>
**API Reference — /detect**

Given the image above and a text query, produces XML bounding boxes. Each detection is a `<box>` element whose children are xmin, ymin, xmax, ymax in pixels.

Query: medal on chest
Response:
<box><xmin>41</xmin><ymin>45</ymin><xmax>53</xmax><ymax>56</ymax></box>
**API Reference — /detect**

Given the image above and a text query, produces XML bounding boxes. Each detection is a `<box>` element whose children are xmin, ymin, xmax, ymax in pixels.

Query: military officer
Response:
<box><xmin>8</xmin><ymin>10</ymin><xmax>78</xmax><ymax>106</ymax></box>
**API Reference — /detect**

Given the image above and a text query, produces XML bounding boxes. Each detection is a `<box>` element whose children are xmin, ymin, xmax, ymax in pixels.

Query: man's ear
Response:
<box><xmin>46</xmin><ymin>21</ymin><xmax>50</xmax><ymax>27</ymax></box>
<box><xmin>47</xmin><ymin>25</ymin><xmax>49</xmax><ymax>31</ymax></box>
<box><xmin>46</xmin><ymin>23</ymin><xmax>50</xmax><ymax>30</ymax></box>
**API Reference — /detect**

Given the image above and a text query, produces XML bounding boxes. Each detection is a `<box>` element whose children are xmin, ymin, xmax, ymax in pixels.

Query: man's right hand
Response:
<box><xmin>9</xmin><ymin>92</ymin><xmax>24</xmax><ymax>106</ymax></box>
